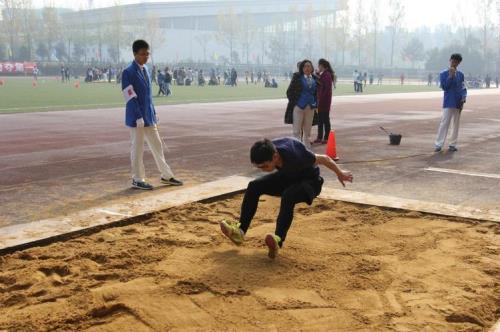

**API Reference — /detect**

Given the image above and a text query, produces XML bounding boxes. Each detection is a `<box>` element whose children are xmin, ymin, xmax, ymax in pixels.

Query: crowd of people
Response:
<box><xmin>351</xmin><ymin>70</ymin><xmax>386</xmax><ymax>93</ymax></box>
<box><xmin>84</xmin><ymin>66</ymin><xmax>122</xmax><ymax>83</ymax></box>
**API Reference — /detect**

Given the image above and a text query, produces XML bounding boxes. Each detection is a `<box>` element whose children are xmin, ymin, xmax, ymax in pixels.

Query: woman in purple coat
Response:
<box><xmin>314</xmin><ymin>59</ymin><xmax>334</xmax><ymax>144</ymax></box>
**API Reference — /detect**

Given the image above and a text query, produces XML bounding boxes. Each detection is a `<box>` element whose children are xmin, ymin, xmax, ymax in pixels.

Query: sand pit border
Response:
<box><xmin>320</xmin><ymin>188</ymin><xmax>500</xmax><ymax>223</ymax></box>
<box><xmin>1</xmin><ymin>175</ymin><xmax>499</xmax><ymax>256</ymax></box>
<box><xmin>0</xmin><ymin>176</ymin><xmax>251</xmax><ymax>255</ymax></box>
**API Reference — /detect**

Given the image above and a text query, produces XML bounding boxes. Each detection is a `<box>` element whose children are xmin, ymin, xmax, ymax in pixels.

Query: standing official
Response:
<box><xmin>434</xmin><ymin>53</ymin><xmax>467</xmax><ymax>152</ymax></box>
<box><xmin>122</xmin><ymin>40</ymin><xmax>183</xmax><ymax>190</ymax></box>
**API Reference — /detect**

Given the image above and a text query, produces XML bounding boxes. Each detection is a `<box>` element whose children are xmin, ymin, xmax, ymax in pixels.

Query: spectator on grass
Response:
<box><xmin>377</xmin><ymin>72</ymin><xmax>383</xmax><ymax>85</ymax></box>
<box><xmin>353</xmin><ymin>70</ymin><xmax>359</xmax><ymax>92</ymax></box>
<box><xmin>358</xmin><ymin>72</ymin><xmax>364</xmax><ymax>92</ymax></box>
<box><xmin>164</xmin><ymin>67</ymin><xmax>172</xmax><ymax>96</ymax></box>
<box><xmin>198</xmin><ymin>69</ymin><xmax>206</xmax><ymax>86</ymax></box>
<box><xmin>152</xmin><ymin>65</ymin><xmax>157</xmax><ymax>85</ymax></box>
<box><xmin>157</xmin><ymin>70</ymin><xmax>166</xmax><ymax>96</ymax></box>
<box><xmin>485</xmin><ymin>74</ymin><xmax>491</xmax><ymax>88</ymax></box>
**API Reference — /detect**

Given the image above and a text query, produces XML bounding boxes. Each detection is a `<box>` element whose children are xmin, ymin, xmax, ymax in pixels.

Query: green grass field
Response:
<box><xmin>0</xmin><ymin>77</ymin><xmax>439</xmax><ymax>114</ymax></box>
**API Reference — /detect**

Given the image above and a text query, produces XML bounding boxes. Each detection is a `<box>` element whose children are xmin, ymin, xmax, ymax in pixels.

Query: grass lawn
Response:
<box><xmin>0</xmin><ymin>77</ymin><xmax>439</xmax><ymax>114</ymax></box>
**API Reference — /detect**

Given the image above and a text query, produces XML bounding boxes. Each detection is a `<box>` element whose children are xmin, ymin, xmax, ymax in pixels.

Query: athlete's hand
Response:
<box><xmin>449</xmin><ymin>67</ymin><xmax>457</xmax><ymax>77</ymax></box>
<box><xmin>136</xmin><ymin>118</ymin><xmax>144</xmax><ymax>128</ymax></box>
<box><xmin>337</xmin><ymin>170</ymin><xmax>353</xmax><ymax>187</ymax></box>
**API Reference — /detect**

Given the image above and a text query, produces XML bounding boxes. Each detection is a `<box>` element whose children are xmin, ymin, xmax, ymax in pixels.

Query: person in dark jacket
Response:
<box><xmin>157</xmin><ymin>70</ymin><xmax>166</xmax><ymax>96</ymax></box>
<box><xmin>285</xmin><ymin>59</ymin><xmax>319</xmax><ymax>149</ymax></box>
<box><xmin>219</xmin><ymin>137</ymin><xmax>353</xmax><ymax>259</ymax></box>
<box><xmin>164</xmin><ymin>67</ymin><xmax>172</xmax><ymax>96</ymax></box>
<box><xmin>314</xmin><ymin>58</ymin><xmax>334</xmax><ymax>144</ymax></box>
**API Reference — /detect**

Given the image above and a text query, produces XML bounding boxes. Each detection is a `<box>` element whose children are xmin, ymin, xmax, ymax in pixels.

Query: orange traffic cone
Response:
<box><xmin>32</xmin><ymin>81</ymin><xmax>37</xmax><ymax>87</ymax></box>
<box><xmin>326</xmin><ymin>130</ymin><xmax>339</xmax><ymax>161</ymax></box>
<box><xmin>0</xmin><ymin>79</ymin><xmax>4</xmax><ymax>86</ymax></box>
<box><xmin>74</xmin><ymin>81</ymin><xmax>80</xmax><ymax>88</ymax></box>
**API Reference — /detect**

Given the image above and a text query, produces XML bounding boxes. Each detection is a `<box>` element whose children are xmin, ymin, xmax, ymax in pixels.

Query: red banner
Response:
<box><xmin>0</xmin><ymin>62</ymin><xmax>37</xmax><ymax>74</ymax></box>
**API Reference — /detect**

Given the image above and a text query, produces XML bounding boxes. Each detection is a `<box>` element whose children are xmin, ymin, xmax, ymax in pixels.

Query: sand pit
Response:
<box><xmin>0</xmin><ymin>194</ymin><xmax>498</xmax><ymax>331</ymax></box>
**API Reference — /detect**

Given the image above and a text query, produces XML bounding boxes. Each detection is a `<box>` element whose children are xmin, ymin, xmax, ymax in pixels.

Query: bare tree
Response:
<box><xmin>497</xmin><ymin>0</ymin><xmax>500</xmax><ymax>72</ymax></box>
<box><xmin>401</xmin><ymin>37</ymin><xmax>425</xmax><ymax>68</ymax></box>
<box><xmin>216</xmin><ymin>8</ymin><xmax>240</xmax><ymax>64</ymax></box>
<box><xmin>105</xmin><ymin>0</ymin><xmax>129</xmax><ymax>64</ymax></box>
<box><xmin>17</xmin><ymin>0</ymin><xmax>37</xmax><ymax>61</ymax></box>
<box><xmin>454</xmin><ymin>0</ymin><xmax>471</xmax><ymax>44</ymax></box>
<box><xmin>195</xmin><ymin>33</ymin><xmax>211</xmax><ymax>63</ymax></box>
<box><xmin>42</xmin><ymin>4</ymin><xmax>60</xmax><ymax>62</ymax></box>
<box><xmin>370</xmin><ymin>0</ymin><xmax>381</xmax><ymax>68</ymax></box>
<box><xmin>72</xmin><ymin>6</ymin><xmax>91</xmax><ymax>64</ymax></box>
<box><xmin>267</xmin><ymin>23</ymin><xmax>287</xmax><ymax>65</ymax></box>
<box><xmin>287</xmin><ymin>5</ymin><xmax>299</xmax><ymax>63</ymax></box>
<box><xmin>0</xmin><ymin>0</ymin><xmax>22</xmax><ymax>60</ymax></box>
<box><xmin>301</xmin><ymin>4</ymin><xmax>315</xmax><ymax>59</ymax></box>
<box><xmin>240</xmin><ymin>11</ymin><xmax>255</xmax><ymax>65</ymax></box>
<box><xmin>476</xmin><ymin>0</ymin><xmax>494</xmax><ymax>71</ymax></box>
<box><xmin>143</xmin><ymin>15</ymin><xmax>165</xmax><ymax>66</ymax></box>
<box><xmin>388</xmin><ymin>0</ymin><xmax>405</xmax><ymax>68</ymax></box>
<box><xmin>353</xmin><ymin>0</ymin><xmax>367</xmax><ymax>66</ymax></box>
<box><xmin>334</xmin><ymin>9</ymin><xmax>350</xmax><ymax>66</ymax></box>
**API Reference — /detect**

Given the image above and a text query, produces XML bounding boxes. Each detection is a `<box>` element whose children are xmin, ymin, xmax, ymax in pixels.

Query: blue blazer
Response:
<box><xmin>122</xmin><ymin>61</ymin><xmax>157</xmax><ymax>127</ymax></box>
<box><xmin>296</xmin><ymin>75</ymin><xmax>317</xmax><ymax>109</ymax></box>
<box><xmin>439</xmin><ymin>69</ymin><xmax>467</xmax><ymax>109</ymax></box>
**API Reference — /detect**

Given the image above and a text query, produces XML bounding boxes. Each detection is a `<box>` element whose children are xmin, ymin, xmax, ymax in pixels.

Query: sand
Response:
<box><xmin>0</xmin><ymin>194</ymin><xmax>498</xmax><ymax>331</ymax></box>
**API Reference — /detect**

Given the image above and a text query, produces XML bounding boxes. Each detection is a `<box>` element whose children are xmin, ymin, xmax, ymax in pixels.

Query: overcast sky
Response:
<box><xmin>32</xmin><ymin>0</ymin><xmax>490</xmax><ymax>30</ymax></box>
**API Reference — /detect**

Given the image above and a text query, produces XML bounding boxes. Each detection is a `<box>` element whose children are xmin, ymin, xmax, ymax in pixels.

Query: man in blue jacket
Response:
<box><xmin>122</xmin><ymin>40</ymin><xmax>183</xmax><ymax>190</ymax></box>
<box><xmin>435</xmin><ymin>53</ymin><xmax>467</xmax><ymax>152</ymax></box>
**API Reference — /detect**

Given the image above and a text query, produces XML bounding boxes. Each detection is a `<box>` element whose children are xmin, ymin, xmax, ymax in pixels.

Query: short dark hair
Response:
<box><xmin>250</xmin><ymin>139</ymin><xmax>276</xmax><ymax>164</ymax></box>
<box><xmin>299</xmin><ymin>59</ymin><xmax>314</xmax><ymax>75</ymax></box>
<box><xmin>450</xmin><ymin>53</ymin><xmax>463</xmax><ymax>63</ymax></box>
<box><xmin>132</xmin><ymin>40</ymin><xmax>149</xmax><ymax>54</ymax></box>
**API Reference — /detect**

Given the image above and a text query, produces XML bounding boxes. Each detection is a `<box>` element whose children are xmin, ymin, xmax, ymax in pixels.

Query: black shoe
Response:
<box><xmin>161</xmin><ymin>177</ymin><xmax>183</xmax><ymax>186</ymax></box>
<box><xmin>434</xmin><ymin>146</ymin><xmax>442</xmax><ymax>152</ymax></box>
<box><xmin>448</xmin><ymin>146</ymin><xmax>458</xmax><ymax>152</ymax></box>
<box><xmin>132</xmin><ymin>180</ymin><xmax>154</xmax><ymax>190</ymax></box>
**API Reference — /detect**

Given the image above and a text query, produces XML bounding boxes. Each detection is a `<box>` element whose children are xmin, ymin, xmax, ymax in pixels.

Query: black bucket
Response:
<box><xmin>389</xmin><ymin>134</ymin><xmax>402</xmax><ymax>145</ymax></box>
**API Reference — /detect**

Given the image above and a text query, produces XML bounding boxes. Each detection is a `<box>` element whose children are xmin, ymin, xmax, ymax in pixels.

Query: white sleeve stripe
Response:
<box><xmin>122</xmin><ymin>84</ymin><xmax>137</xmax><ymax>102</ymax></box>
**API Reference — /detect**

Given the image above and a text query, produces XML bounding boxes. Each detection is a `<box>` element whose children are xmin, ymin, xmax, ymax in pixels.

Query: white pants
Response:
<box><xmin>435</xmin><ymin>108</ymin><xmax>461</xmax><ymax>148</ymax></box>
<box><xmin>292</xmin><ymin>105</ymin><xmax>314</xmax><ymax>148</ymax></box>
<box><xmin>130</xmin><ymin>125</ymin><xmax>174</xmax><ymax>182</ymax></box>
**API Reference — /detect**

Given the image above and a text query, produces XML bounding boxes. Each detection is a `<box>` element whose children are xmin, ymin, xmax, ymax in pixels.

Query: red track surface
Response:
<box><xmin>1</xmin><ymin>91</ymin><xmax>500</xmax><ymax>228</ymax></box>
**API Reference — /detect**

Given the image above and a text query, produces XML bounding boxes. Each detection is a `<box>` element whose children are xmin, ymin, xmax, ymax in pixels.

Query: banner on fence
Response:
<box><xmin>0</xmin><ymin>62</ymin><xmax>37</xmax><ymax>74</ymax></box>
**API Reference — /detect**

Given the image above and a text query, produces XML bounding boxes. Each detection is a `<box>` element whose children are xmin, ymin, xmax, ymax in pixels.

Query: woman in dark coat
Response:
<box><xmin>315</xmin><ymin>58</ymin><xmax>334</xmax><ymax>144</ymax></box>
<box><xmin>285</xmin><ymin>60</ymin><xmax>319</xmax><ymax>148</ymax></box>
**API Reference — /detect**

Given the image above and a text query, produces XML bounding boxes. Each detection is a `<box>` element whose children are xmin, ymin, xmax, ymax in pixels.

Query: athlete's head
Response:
<box><xmin>250</xmin><ymin>139</ymin><xmax>280</xmax><ymax>172</ymax></box>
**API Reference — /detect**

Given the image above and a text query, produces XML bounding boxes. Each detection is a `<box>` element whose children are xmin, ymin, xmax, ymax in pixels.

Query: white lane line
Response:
<box><xmin>425</xmin><ymin>167</ymin><xmax>500</xmax><ymax>179</ymax></box>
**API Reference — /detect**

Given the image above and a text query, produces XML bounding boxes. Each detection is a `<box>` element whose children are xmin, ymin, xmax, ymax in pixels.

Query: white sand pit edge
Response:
<box><xmin>1</xmin><ymin>175</ymin><xmax>498</xmax><ymax>254</ymax></box>
<box><xmin>0</xmin><ymin>176</ymin><xmax>253</xmax><ymax>253</ymax></box>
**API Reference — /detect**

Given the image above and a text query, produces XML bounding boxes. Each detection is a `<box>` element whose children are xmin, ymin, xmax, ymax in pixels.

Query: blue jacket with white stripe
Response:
<box><xmin>122</xmin><ymin>61</ymin><xmax>157</xmax><ymax>127</ymax></box>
